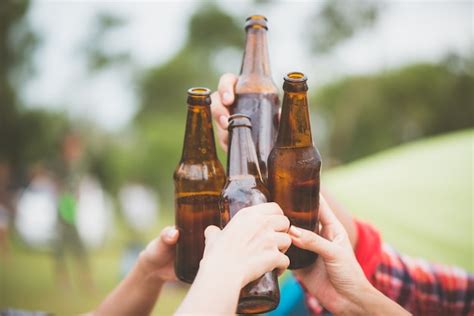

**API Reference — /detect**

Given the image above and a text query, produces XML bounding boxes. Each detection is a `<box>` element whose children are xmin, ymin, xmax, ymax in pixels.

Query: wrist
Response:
<box><xmin>198</xmin><ymin>257</ymin><xmax>245</xmax><ymax>290</ymax></box>
<box><xmin>354</xmin><ymin>283</ymin><xmax>393</xmax><ymax>316</ymax></box>
<box><xmin>334</xmin><ymin>280</ymin><xmax>377</xmax><ymax>316</ymax></box>
<box><xmin>176</xmin><ymin>258</ymin><xmax>244</xmax><ymax>315</ymax></box>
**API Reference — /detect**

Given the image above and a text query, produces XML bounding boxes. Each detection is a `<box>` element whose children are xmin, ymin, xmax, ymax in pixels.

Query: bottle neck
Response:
<box><xmin>227</xmin><ymin>125</ymin><xmax>263</xmax><ymax>180</ymax></box>
<box><xmin>181</xmin><ymin>105</ymin><xmax>218</xmax><ymax>161</ymax></box>
<box><xmin>240</xmin><ymin>28</ymin><xmax>272</xmax><ymax>78</ymax></box>
<box><xmin>276</xmin><ymin>91</ymin><xmax>313</xmax><ymax>148</ymax></box>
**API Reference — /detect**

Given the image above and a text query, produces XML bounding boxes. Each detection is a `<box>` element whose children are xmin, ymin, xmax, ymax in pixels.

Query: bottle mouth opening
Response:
<box><xmin>245</xmin><ymin>15</ymin><xmax>268</xmax><ymax>30</ymax></box>
<box><xmin>285</xmin><ymin>72</ymin><xmax>307</xmax><ymax>82</ymax></box>
<box><xmin>246</xmin><ymin>15</ymin><xmax>268</xmax><ymax>22</ymax></box>
<box><xmin>187</xmin><ymin>87</ymin><xmax>211</xmax><ymax>96</ymax></box>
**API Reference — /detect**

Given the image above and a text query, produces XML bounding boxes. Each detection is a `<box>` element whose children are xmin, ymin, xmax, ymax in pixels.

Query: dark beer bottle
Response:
<box><xmin>268</xmin><ymin>72</ymin><xmax>321</xmax><ymax>270</ymax></box>
<box><xmin>232</xmin><ymin>15</ymin><xmax>280</xmax><ymax>181</ymax></box>
<box><xmin>174</xmin><ymin>87</ymin><xmax>226</xmax><ymax>283</ymax></box>
<box><xmin>220</xmin><ymin>114</ymin><xmax>279</xmax><ymax>314</ymax></box>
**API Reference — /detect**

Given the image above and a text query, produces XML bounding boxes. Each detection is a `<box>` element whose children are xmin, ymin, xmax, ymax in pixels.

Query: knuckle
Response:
<box><xmin>222</xmin><ymin>72</ymin><xmax>236</xmax><ymax>81</ymax></box>
<box><xmin>239</xmin><ymin>206</ymin><xmax>251</xmax><ymax>215</ymax></box>
<box><xmin>284</xmin><ymin>234</ymin><xmax>292</xmax><ymax>246</ymax></box>
<box><xmin>263</xmin><ymin>216</ymin><xmax>274</xmax><ymax>228</ymax></box>
<box><xmin>269</xmin><ymin>202</ymin><xmax>283</xmax><ymax>214</ymax></box>
<box><xmin>219</xmin><ymin>73</ymin><xmax>235</xmax><ymax>89</ymax></box>
<box><xmin>282</xmin><ymin>254</ymin><xmax>290</xmax><ymax>267</ymax></box>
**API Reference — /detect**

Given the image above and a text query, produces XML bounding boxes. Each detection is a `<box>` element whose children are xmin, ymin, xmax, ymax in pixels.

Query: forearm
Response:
<box><xmin>94</xmin><ymin>256</ymin><xmax>163</xmax><ymax>316</ymax></box>
<box><xmin>176</xmin><ymin>261</ymin><xmax>243</xmax><ymax>315</ymax></box>
<box><xmin>355</xmin><ymin>284</ymin><xmax>411</xmax><ymax>316</ymax></box>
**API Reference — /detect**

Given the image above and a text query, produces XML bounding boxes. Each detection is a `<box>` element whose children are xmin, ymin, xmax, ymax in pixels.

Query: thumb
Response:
<box><xmin>160</xmin><ymin>226</ymin><xmax>179</xmax><ymax>246</ymax></box>
<box><xmin>143</xmin><ymin>226</ymin><xmax>178</xmax><ymax>263</ymax></box>
<box><xmin>204</xmin><ymin>225</ymin><xmax>221</xmax><ymax>246</ymax></box>
<box><xmin>289</xmin><ymin>226</ymin><xmax>336</xmax><ymax>261</ymax></box>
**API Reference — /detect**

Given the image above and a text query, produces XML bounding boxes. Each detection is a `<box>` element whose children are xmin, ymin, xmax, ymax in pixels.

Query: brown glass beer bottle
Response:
<box><xmin>231</xmin><ymin>15</ymin><xmax>280</xmax><ymax>181</ymax></box>
<box><xmin>220</xmin><ymin>114</ymin><xmax>279</xmax><ymax>314</ymax></box>
<box><xmin>174</xmin><ymin>87</ymin><xmax>226</xmax><ymax>283</ymax></box>
<box><xmin>268</xmin><ymin>72</ymin><xmax>321</xmax><ymax>270</ymax></box>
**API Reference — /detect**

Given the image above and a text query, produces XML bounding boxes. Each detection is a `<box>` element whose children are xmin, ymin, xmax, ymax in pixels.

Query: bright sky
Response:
<box><xmin>23</xmin><ymin>0</ymin><xmax>473</xmax><ymax>131</ymax></box>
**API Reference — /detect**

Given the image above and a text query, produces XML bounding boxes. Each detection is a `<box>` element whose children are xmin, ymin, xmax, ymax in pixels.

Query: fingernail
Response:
<box><xmin>223</xmin><ymin>92</ymin><xmax>232</xmax><ymax>103</ymax></box>
<box><xmin>289</xmin><ymin>226</ymin><xmax>302</xmax><ymax>237</ymax></box>
<box><xmin>219</xmin><ymin>115</ymin><xmax>229</xmax><ymax>128</ymax></box>
<box><xmin>165</xmin><ymin>227</ymin><xmax>177</xmax><ymax>239</ymax></box>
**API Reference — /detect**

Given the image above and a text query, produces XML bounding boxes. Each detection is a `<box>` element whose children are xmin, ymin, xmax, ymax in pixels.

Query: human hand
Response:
<box><xmin>289</xmin><ymin>196</ymin><xmax>371</xmax><ymax>315</ymax></box>
<box><xmin>200</xmin><ymin>202</ymin><xmax>291</xmax><ymax>288</ymax></box>
<box><xmin>210</xmin><ymin>73</ymin><xmax>238</xmax><ymax>152</ymax></box>
<box><xmin>176</xmin><ymin>204</ymin><xmax>290</xmax><ymax>315</ymax></box>
<box><xmin>138</xmin><ymin>226</ymin><xmax>179</xmax><ymax>283</ymax></box>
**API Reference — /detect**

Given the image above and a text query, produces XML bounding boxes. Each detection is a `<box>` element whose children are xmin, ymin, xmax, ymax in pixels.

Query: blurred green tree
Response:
<box><xmin>83</xmin><ymin>13</ymin><xmax>131</xmax><ymax>72</ymax></box>
<box><xmin>313</xmin><ymin>57</ymin><xmax>474</xmax><ymax>164</ymax></box>
<box><xmin>0</xmin><ymin>0</ymin><xmax>72</xmax><ymax>186</ymax></box>
<box><xmin>137</xmin><ymin>4</ymin><xmax>242</xmax><ymax>118</ymax></box>
<box><xmin>135</xmin><ymin>4</ymin><xmax>242</xmax><ymax>202</ymax></box>
<box><xmin>85</xmin><ymin>4</ymin><xmax>241</xmax><ymax>201</ymax></box>
<box><xmin>309</xmin><ymin>0</ymin><xmax>382</xmax><ymax>54</ymax></box>
<box><xmin>0</xmin><ymin>0</ymin><xmax>31</xmax><ymax>169</ymax></box>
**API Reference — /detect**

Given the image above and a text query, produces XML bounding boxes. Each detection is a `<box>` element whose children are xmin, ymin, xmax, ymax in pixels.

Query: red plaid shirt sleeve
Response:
<box><xmin>304</xmin><ymin>220</ymin><xmax>474</xmax><ymax>315</ymax></box>
<box><xmin>373</xmin><ymin>243</ymin><xmax>474</xmax><ymax>315</ymax></box>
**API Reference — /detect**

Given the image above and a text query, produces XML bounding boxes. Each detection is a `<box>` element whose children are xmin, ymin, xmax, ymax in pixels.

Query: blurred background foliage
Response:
<box><xmin>0</xmin><ymin>0</ymin><xmax>472</xmax><ymax>314</ymax></box>
<box><xmin>2</xmin><ymin>0</ymin><xmax>472</xmax><ymax>200</ymax></box>
<box><xmin>310</xmin><ymin>0</ymin><xmax>382</xmax><ymax>53</ymax></box>
<box><xmin>315</xmin><ymin>58</ymin><xmax>474</xmax><ymax>163</ymax></box>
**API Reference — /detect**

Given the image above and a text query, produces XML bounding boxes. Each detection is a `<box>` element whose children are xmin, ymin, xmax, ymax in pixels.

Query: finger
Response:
<box><xmin>318</xmin><ymin>195</ymin><xmax>345</xmax><ymax>234</ymax></box>
<box><xmin>204</xmin><ymin>225</ymin><xmax>221</xmax><ymax>245</ymax></box>
<box><xmin>266</xmin><ymin>214</ymin><xmax>291</xmax><ymax>232</ymax></box>
<box><xmin>215</xmin><ymin>124</ymin><xmax>229</xmax><ymax>152</ymax></box>
<box><xmin>276</xmin><ymin>267</ymin><xmax>286</xmax><ymax>277</ymax></box>
<box><xmin>274</xmin><ymin>252</ymin><xmax>290</xmax><ymax>271</ymax></box>
<box><xmin>248</xmin><ymin>202</ymin><xmax>284</xmax><ymax>216</ymax></box>
<box><xmin>320</xmin><ymin>223</ymin><xmax>336</xmax><ymax>242</ymax></box>
<box><xmin>210</xmin><ymin>92</ymin><xmax>230</xmax><ymax>130</ymax></box>
<box><xmin>160</xmin><ymin>226</ymin><xmax>179</xmax><ymax>246</ymax></box>
<box><xmin>288</xmin><ymin>225</ymin><xmax>336</xmax><ymax>260</ymax></box>
<box><xmin>146</xmin><ymin>226</ymin><xmax>178</xmax><ymax>258</ymax></box>
<box><xmin>274</xmin><ymin>232</ymin><xmax>292</xmax><ymax>252</ymax></box>
<box><xmin>218</xmin><ymin>73</ymin><xmax>238</xmax><ymax>106</ymax></box>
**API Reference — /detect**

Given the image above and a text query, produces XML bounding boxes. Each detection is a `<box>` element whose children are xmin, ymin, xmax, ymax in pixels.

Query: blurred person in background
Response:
<box><xmin>211</xmin><ymin>73</ymin><xmax>474</xmax><ymax>316</ymax></box>
<box><xmin>17</xmin><ymin>163</ymin><xmax>58</xmax><ymax>247</ymax></box>
<box><xmin>118</xmin><ymin>183</ymin><xmax>159</xmax><ymax>279</ymax></box>
<box><xmin>52</xmin><ymin>131</ymin><xmax>93</xmax><ymax>291</ymax></box>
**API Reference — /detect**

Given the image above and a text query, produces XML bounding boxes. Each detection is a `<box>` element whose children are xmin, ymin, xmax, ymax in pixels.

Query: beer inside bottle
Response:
<box><xmin>232</xmin><ymin>15</ymin><xmax>280</xmax><ymax>181</ymax></box>
<box><xmin>174</xmin><ymin>87</ymin><xmax>226</xmax><ymax>283</ymax></box>
<box><xmin>220</xmin><ymin>114</ymin><xmax>280</xmax><ymax>314</ymax></box>
<box><xmin>268</xmin><ymin>72</ymin><xmax>322</xmax><ymax>270</ymax></box>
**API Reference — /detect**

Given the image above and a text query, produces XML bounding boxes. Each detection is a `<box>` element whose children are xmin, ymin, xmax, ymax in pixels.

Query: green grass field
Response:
<box><xmin>1</xmin><ymin>129</ymin><xmax>472</xmax><ymax>314</ymax></box>
<box><xmin>323</xmin><ymin>129</ymin><xmax>473</xmax><ymax>270</ymax></box>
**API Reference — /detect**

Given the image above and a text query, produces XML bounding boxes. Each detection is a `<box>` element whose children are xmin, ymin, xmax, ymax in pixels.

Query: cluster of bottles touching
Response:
<box><xmin>173</xmin><ymin>15</ymin><xmax>321</xmax><ymax>314</ymax></box>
